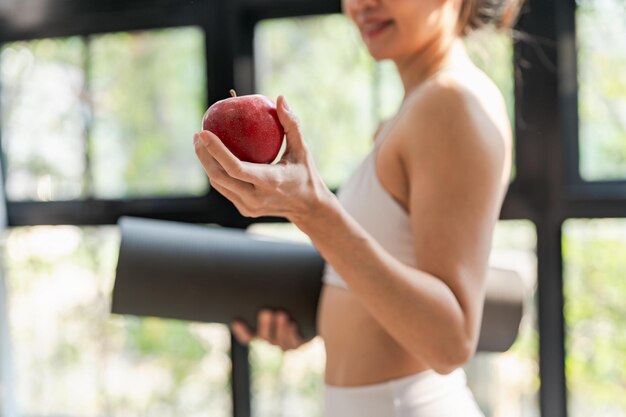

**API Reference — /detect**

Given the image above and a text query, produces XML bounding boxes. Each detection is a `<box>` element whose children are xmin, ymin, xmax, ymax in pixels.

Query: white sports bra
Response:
<box><xmin>321</xmin><ymin>133</ymin><xmax>418</xmax><ymax>290</ymax></box>
<box><xmin>321</xmin><ymin>67</ymin><xmax>474</xmax><ymax>290</ymax></box>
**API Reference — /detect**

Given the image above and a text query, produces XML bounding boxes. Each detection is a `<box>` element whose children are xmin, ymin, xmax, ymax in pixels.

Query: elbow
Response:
<box><xmin>430</xmin><ymin>336</ymin><xmax>475</xmax><ymax>375</ymax></box>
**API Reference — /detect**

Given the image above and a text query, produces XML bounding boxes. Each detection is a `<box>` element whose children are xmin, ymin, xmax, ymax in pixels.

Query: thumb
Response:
<box><xmin>276</xmin><ymin>95</ymin><xmax>306</xmax><ymax>157</ymax></box>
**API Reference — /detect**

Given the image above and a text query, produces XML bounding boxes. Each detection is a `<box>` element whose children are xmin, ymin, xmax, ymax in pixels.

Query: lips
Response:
<box><xmin>361</xmin><ymin>20</ymin><xmax>394</xmax><ymax>38</ymax></box>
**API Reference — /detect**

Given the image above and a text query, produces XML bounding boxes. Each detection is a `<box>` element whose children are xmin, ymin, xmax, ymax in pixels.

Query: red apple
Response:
<box><xmin>202</xmin><ymin>90</ymin><xmax>285</xmax><ymax>164</ymax></box>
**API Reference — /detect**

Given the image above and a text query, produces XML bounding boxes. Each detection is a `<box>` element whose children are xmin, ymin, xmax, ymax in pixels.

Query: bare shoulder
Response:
<box><xmin>396</xmin><ymin>67</ymin><xmax>512</xmax><ymax>186</ymax></box>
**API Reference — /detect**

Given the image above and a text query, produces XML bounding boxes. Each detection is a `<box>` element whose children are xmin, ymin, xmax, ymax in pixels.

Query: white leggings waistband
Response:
<box><xmin>323</xmin><ymin>368</ymin><xmax>485</xmax><ymax>417</ymax></box>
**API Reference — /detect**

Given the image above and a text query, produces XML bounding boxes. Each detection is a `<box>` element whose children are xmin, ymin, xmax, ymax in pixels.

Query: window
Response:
<box><xmin>464</xmin><ymin>220</ymin><xmax>539</xmax><ymax>417</ymax></box>
<box><xmin>3</xmin><ymin>3</ymin><xmax>623</xmax><ymax>417</ymax></box>
<box><xmin>5</xmin><ymin>226</ymin><xmax>232</xmax><ymax>416</ymax></box>
<box><xmin>464</xmin><ymin>28</ymin><xmax>516</xmax><ymax>180</ymax></box>
<box><xmin>1</xmin><ymin>37</ymin><xmax>86</xmax><ymax>201</ymax></box>
<box><xmin>563</xmin><ymin>218</ymin><xmax>626</xmax><ymax>416</ymax></box>
<box><xmin>1</xmin><ymin>26</ymin><xmax>208</xmax><ymax>202</ymax></box>
<box><xmin>0</xmin><ymin>25</ymin><xmax>231</xmax><ymax>417</ymax></box>
<box><xmin>577</xmin><ymin>0</ymin><xmax>626</xmax><ymax>181</ymax></box>
<box><xmin>254</xmin><ymin>14</ymin><xmax>376</xmax><ymax>189</ymax></box>
<box><xmin>249</xmin><ymin>331</ymin><xmax>325</xmax><ymax>416</ymax></box>
<box><xmin>246</xmin><ymin>224</ymin><xmax>324</xmax><ymax>416</ymax></box>
<box><xmin>89</xmin><ymin>28</ymin><xmax>207</xmax><ymax>198</ymax></box>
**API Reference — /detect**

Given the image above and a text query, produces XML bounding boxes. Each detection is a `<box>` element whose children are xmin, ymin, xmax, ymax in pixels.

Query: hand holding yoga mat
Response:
<box><xmin>112</xmin><ymin>216</ymin><xmax>525</xmax><ymax>352</ymax></box>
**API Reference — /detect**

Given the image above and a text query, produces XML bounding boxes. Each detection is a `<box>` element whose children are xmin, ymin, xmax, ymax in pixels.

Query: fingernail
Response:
<box><xmin>200</xmin><ymin>131</ymin><xmax>213</xmax><ymax>147</ymax></box>
<box><xmin>282</xmin><ymin>97</ymin><xmax>291</xmax><ymax>112</ymax></box>
<box><xmin>193</xmin><ymin>133</ymin><xmax>201</xmax><ymax>146</ymax></box>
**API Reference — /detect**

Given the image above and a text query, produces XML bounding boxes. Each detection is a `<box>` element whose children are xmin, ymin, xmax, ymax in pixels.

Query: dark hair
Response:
<box><xmin>457</xmin><ymin>0</ymin><xmax>526</xmax><ymax>36</ymax></box>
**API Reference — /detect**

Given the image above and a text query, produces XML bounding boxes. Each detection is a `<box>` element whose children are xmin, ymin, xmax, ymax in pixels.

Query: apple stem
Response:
<box><xmin>230</xmin><ymin>89</ymin><xmax>237</xmax><ymax>98</ymax></box>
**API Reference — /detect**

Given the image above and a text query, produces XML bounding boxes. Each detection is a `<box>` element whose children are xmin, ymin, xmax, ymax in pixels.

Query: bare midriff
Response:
<box><xmin>317</xmin><ymin>283</ymin><xmax>431</xmax><ymax>387</ymax></box>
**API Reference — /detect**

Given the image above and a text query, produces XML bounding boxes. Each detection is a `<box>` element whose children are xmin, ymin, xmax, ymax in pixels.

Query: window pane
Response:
<box><xmin>464</xmin><ymin>29</ymin><xmax>515</xmax><ymax>128</ymax></box>
<box><xmin>255</xmin><ymin>16</ymin><xmax>516</xmax><ymax>189</ymax></box>
<box><xmin>577</xmin><ymin>0</ymin><xmax>626</xmax><ymax>180</ymax></box>
<box><xmin>463</xmin><ymin>220</ymin><xmax>539</xmax><ymax>417</ymax></box>
<box><xmin>254</xmin><ymin>15</ymin><xmax>375</xmax><ymax>189</ymax></box>
<box><xmin>563</xmin><ymin>219</ymin><xmax>626</xmax><ymax>416</ymax></box>
<box><xmin>1</xmin><ymin>37</ymin><xmax>87</xmax><ymax>201</ymax></box>
<box><xmin>90</xmin><ymin>27</ymin><xmax>208</xmax><ymax>198</ymax></box>
<box><xmin>246</xmin><ymin>224</ymin><xmax>323</xmax><ymax>417</ymax></box>
<box><xmin>249</xmin><ymin>332</ymin><xmax>325</xmax><ymax>417</ymax></box>
<box><xmin>464</xmin><ymin>28</ymin><xmax>516</xmax><ymax>181</ymax></box>
<box><xmin>1</xmin><ymin>27</ymin><xmax>209</xmax><ymax>201</ymax></box>
<box><xmin>5</xmin><ymin>226</ymin><xmax>231</xmax><ymax>416</ymax></box>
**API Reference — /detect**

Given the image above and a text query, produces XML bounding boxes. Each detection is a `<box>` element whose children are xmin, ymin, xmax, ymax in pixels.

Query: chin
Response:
<box><xmin>366</xmin><ymin>46</ymin><xmax>399</xmax><ymax>62</ymax></box>
<box><xmin>369</xmin><ymin>51</ymin><xmax>389</xmax><ymax>61</ymax></box>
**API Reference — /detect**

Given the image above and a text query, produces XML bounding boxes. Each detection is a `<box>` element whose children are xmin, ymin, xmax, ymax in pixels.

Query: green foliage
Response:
<box><xmin>563</xmin><ymin>219</ymin><xmax>626</xmax><ymax>415</ymax></box>
<box><xmin>125</xmin><ymin>317</ymin><xmax>207</xmax><ymax>362</ymax></box>
<box><xmin>1</xmin><ymin>28</ymin><xmax>208</xmax><ymax>201</ymax></box>
<box><xmin>1</xmin><ymin>37</ymin><xmax>86</xmax><ymax>200</ymax></box>
<box><xmin>464</xmin><ymin>28</ymin><xmax>515</xmax><ymax>126</ymax></box>
<box><xmin>256</xmin><ymin>15</ymin><xmax>382</xmax><ymax>188</ymax></box>
<box><xmin>90</xmin><ymin>27</ymin><xmax>208</xmax><ymax>198</ymax></box>
<box><xmin>5</xmin><ymin>225</ymin><xmax>232</xmax><ymax>416</ymax></box>
<box><xmin>577</xmin><ymin>0</ymin><xmax>626</xmax><ymax>180</ymax></box>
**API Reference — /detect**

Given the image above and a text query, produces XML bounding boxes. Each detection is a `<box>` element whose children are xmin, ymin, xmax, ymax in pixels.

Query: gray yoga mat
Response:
<box><xmin>112</xmin><ymin>216</ymin><xmax>525</xmax><ymax>352</ymax></box>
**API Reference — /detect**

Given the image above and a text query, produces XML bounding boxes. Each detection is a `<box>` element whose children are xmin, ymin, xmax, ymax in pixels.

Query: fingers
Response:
<box><xmin>210</xmin><ymin>180</ymin><xmax>258</xmax><ymax>218</ymax></box>
<box><xmin>275</xmin><ymin>311</ymin><xmax>302</xmax><ymax>350</ymax></box>
<box><xmin>257</xmin><ymin>309</ymin><xmax>275</xmax><ymax>343</ymax></box>
<box><xmin>230</xmin><ymin>309</ymin><xmax>305</xmax><ymax>352</ymax></box>
<box><xmin>263</xmin><ymin>310</ymin><xmax>305</xmax><ymax>351</ymax></box>
<box><xmin>231</xmin><ymin>320</ymin><xmax>255</xmax><ymax>345</ymax></box>
<box><xmin>194</xmin><ymin>132</ymin><xmax>256</xmax><ymax>192</ymax></box>
<box><xmin>276</xmin><ymin>96</ymin><xmax>306</xmax><ymax>158</ymax></box>
<box><xmin>195</xmin><ymin>130</ymin><xmax>262</xmax><ymax>183</ymax></box>
<box><xmin>274</xmin><ymin>311</ymin><xmax>289</xmax><ymax>345</ymax></box>
<box><xmin>207</xmin><ymin>161</ymin><xmax>255</xmax><ymax>198</ymax></box>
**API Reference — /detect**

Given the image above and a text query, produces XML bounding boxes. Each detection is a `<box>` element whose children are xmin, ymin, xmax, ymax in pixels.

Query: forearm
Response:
<box><xmin>292</xmin><ymin>193</ymin><xmax>471</xmax><ymax>373</ymax></box>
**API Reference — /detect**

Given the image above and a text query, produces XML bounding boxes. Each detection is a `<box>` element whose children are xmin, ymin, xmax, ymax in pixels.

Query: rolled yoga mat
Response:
<box><xmin>111</xmin><ymin>216</ymin><xmax>525</xmax><ymax>352</ymax></box>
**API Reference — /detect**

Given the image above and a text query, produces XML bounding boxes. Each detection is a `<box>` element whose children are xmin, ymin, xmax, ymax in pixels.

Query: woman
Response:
<box><xmin>193</xmin><ymin>0</ymin><xmax>523</xmax><ymax>414</ymax></box>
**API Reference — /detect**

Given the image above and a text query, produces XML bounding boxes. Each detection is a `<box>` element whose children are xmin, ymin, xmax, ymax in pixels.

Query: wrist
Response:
<box><xmin>289</xmin><ymin>186</ymin><xmax>338</xmax><ymax>232</ymax></box>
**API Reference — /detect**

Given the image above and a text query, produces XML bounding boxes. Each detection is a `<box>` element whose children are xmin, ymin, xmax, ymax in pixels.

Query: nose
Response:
<box><xmin>356</xmin><ymin>0</ymin><xmax>378</xmax><ymax>7</ymax></box>
<box><xmin>349</xmin><ymin>0</ymin><xmax>379</xmax><ymax>11</ymax></box>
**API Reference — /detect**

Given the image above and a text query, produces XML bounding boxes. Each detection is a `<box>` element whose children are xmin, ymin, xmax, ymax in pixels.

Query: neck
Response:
<box><xmin>393</xmin><ymin>36</ymin><xmax>471</xmax><ymax>101</ymax></box>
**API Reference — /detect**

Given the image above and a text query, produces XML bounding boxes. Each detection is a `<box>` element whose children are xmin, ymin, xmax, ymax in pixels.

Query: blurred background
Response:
<box><xmin>0</xmin><ymin>0</ymin><xmax>624</xmax><ymax>417</ymax></box>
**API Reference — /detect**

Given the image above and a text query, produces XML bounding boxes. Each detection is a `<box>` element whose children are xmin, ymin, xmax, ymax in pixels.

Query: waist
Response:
<box><xmin>318</xmin><ymin>283</ymin><xmax>430</xmax><ymax>386</ymax></box>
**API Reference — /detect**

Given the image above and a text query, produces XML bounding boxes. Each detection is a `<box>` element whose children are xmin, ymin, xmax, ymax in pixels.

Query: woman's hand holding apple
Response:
<box><xmin>193</xmin><ymin>95</ymin><xmax>332</xmax><ymax>224</ymax></box>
